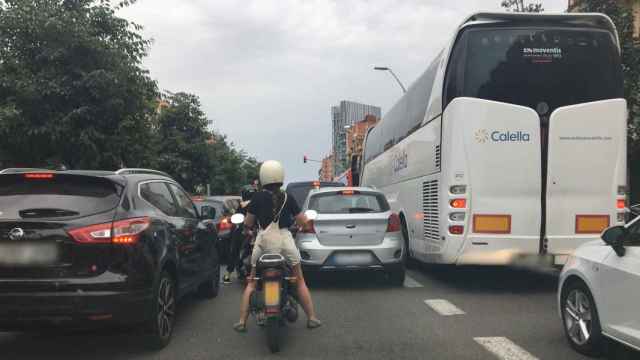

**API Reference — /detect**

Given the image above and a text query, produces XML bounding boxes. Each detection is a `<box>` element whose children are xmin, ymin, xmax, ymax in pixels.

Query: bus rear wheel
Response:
<box><xmin>401</xmin><ymin>216</ymin><xmax>417</xmax><ymax>270</ymax></box>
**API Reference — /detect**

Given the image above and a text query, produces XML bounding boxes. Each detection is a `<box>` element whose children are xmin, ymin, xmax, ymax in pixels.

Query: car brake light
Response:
<box><xmin>301</xmin><ymin>220</ymin><xmax>316</xmax><ymax>234</ymax></box>
<box><xmin>617</xmin><ymin>199</ymin><xmax>626</xmax><ymax>209</ymax></box>
<box><xmin>24</xmin><ymin>173</ymin><xmax>54</xmax><ymax>179</ymax></box>
<box><xmin>386</xmin><ymin>213</ymin><xmax>401</xmax><ymax>233</ymax></box>
<box><xmin>341</xmin><ymin>190</ymin><xmax>355</xmax><ymax>195</ymax></box>
<box><xmin>312</xmin><ymin>181</ymin><xmax>320</xmax><ymax>189</ymax></box>
<box><xmin>112</xmin><ymin>217</ymin><xmax>151</xmax><ymax>244</ymax></box>
<box><xmin>450</xmin><ymin>199</ymin><xmax>466</xmax><ymax>209</ymax></box>
<box><xmin>67</xmin><ymin>217</ymin><xmax>150</xmax><ymax>244</ymax></box>
<box><xmin>218</xmin><ymin>217</ymin><xmax>233</xmax><ymax>232</ymax></box>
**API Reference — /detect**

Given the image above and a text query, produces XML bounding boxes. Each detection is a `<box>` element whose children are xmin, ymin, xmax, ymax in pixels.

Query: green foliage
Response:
<box><xmin>154</xmin><ymin>92</ymin><xmax>260</xmax><ymax>194</ymax></box>
<box><xmin>501</xmin><ymin>0</ymin><xmax>544</xmax><ymax>12</ymax></box>
<box><xmin>575</xmin><ymin>0</ymin><xmax>640</xmax><ymax>201</ymax></box>
<box><xmin>0</xmin><ymin>0</ymin><xmax>158</xmax><ymax>169</ymax></box>
<box><xmin>0</xmin><ymin>0</ymin><xmax>260</xmax><ymax>195</ymax></box>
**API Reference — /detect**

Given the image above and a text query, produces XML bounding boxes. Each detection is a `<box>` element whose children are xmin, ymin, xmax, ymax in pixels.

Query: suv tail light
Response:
<box><xmin>218</xmin><ymin>217</ymin><xmax>233</xmax><ymax>232</ymax></box>
<box><xmin>386</xmin><ymin>213</ymin><xmax>401</xmax><ymax>233</ymax></box>
<box><xmin>300</xmin><ymin>220</ymin><xmax>316</xmax><ymax>234</ymax></box>
<box><xmin>68</xmin><ymin>217</ymin><xmax>150</xmax><ymax>244</ymax></box>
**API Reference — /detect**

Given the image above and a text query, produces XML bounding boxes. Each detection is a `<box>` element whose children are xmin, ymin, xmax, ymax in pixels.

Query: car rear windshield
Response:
<box><xmin>0</xmin><ymin>174</ymin><xmax>122</xmax><ymax>219</ymax></box>
<box><xmin>308</xmin><ymin>191</ymin><xmax>390</xmax><ymax>214</ymax></box>
<box><xmin>444</xmin><ymin>27</ymin><xmax>623</xmax><ymax>115</ymax></box>
<box><xmin>287</xmin><ymin>182</ymin><xmax>344</xmax><ymax>207</ymax></box>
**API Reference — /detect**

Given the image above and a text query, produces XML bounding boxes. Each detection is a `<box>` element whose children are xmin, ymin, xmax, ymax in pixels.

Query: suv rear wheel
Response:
<box><xmin>146</xmin><ymin>271</ymin><xmax>176</xmax><ymax>350</ymax></box>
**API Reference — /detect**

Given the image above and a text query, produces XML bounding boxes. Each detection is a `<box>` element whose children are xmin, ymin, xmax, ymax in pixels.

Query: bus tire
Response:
<box><xmin>400</xmin><ymin>216</ymin><xmax>417</xmax><ymax>270</ymax></box>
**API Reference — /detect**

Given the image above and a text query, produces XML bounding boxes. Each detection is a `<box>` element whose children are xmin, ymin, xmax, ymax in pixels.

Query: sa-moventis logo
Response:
<box><xmin>475</xmin><ymin>129</ymin><xmax>531</xmax><ymax>143</ymax></box>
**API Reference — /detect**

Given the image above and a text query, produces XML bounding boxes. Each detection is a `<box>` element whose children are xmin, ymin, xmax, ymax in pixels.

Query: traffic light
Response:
<box><xmin>303</xmin><ymin>155</ymin><xmax>308</xmax><ymax>163</ymax></box>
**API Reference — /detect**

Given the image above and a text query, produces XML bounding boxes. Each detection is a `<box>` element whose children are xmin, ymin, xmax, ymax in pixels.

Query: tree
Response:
<box><xmin>574</xmin><ymin>1</ymin><xmax>640</xmax><ymax>202</ymax></box>
<box><xmin>154</xmin><ymin>92</ymin><xmax>211</xmax><ymax>192</ymax></box>
<box><xmin>0</xmin><ymin>0</ymin><xmax>158</xmax><ymax>169</ymax></box>
<box><xmin>501</xmin><ymin>0</ymin><xmax>544</xmax><ymax>12</ymax></box>
<box><xmin>153</xmin><ymin>93</ymin><xmax>261</xmax><ymax>194</ymax></box>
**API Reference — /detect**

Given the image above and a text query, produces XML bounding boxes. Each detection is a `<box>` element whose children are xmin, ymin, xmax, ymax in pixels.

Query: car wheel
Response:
<box><xmin>146</xmin><ymin>271</ymin><xmax>176</xmax><ymax>350</ymax></box>
<box><xmin>561</xmin><ymin>280</ymin><xmax>604</xmax><ymax>356</ymax></box>
<box><xmin>198</xmin><ymin>250</ymin><xmax>221</xmax><ymax>299</ymax></box>
<box><xmin>388</xmin><ymin>264</ymin><xmax>406</xmax><ymax>286</ymax></box>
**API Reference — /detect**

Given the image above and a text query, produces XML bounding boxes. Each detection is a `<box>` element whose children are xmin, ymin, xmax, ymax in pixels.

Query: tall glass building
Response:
<box><xmin>331</xmin><ymin>100</ymin><xmax>381</xmax><ymax>176</ymax></box>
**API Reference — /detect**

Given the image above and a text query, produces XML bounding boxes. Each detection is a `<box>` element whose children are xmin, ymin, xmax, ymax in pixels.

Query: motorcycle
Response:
<box><xmin>231</xmin><ymin>214</ymin><xmax>300</xmax><ymax>353</ymax></box>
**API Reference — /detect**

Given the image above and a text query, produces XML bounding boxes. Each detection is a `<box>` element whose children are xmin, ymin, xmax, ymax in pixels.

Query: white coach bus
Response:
<box><xmin>361</xmin><ymin>13</ymin><xmax>627</xmax><ymax>266</ymax></box>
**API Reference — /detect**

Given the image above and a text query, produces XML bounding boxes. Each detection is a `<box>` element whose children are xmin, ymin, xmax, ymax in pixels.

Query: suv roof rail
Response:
<box><xmin>115</xmin><ymin>168</ymin><xmax>171</xmax><ymax>177</ymax></box>
<box><xmin>0</xmin><ymin>168</ymin><xmax>51</xmax><ymax>174</ymax></box>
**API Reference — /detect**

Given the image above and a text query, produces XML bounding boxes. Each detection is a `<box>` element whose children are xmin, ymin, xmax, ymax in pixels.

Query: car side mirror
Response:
<box><xmin>601</xmin><ymin>225</ymin><xmax>627</xmax><ymax>257</ymax></box>
<box><xmin>200</xmin><ymin>205</ymin><xmax>216</xmax><ymax>220</ymax></box>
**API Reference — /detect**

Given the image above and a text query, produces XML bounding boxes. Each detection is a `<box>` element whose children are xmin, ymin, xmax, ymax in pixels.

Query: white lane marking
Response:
<box><xmin>424</xmin><ymin>299</ymin><xmax>466</xmax><ymax>316</ymax></box>
<box><xmin>474</xmin><ymin>337</ymin><xmax>539</xmax><ymax>360</ymax></box>
<box><xmin>403</xmin><ymin>274</ymin><xmax>423</xmax><ymax>288</ymax></box>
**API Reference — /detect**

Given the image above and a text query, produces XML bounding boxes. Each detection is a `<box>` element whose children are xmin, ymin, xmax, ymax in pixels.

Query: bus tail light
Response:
<box><xmin>473</xmin><ymin>215</ymin><xmax>511</xmax><ymax>234</ymax></box>
<box><xmin>575</xmin><ymin>215</ymin><xmax>609</xmax><ymax>234</ymax></box>
<box><xmin>386</xmin><ymin>213</ymin><xmax>401</xmax><ymax>233</ymax></box>
<box><xmin>449</xmin><ymin>225</ymin><xmax>464</xmax><ymax>235</ymax></box>
<box><xmin>450</xmin><ymin>199</ymin><xmax>466</xmax><ymax>209</ymax></box>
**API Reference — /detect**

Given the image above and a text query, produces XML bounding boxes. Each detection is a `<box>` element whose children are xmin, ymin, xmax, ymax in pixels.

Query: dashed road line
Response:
<box><xmin>403</xmin><ymin>274</ymin><xmax>424</xmax><ymax>288</ymax></box>
<box><xmin>424</xmin><ymin>299</ymin><xmax>466</xmax><ymax>316</ymax></box>
<box><xmin>474</xmin><ymin>337</ymin><xmax>539</xmax><ymax>360</ymax></box>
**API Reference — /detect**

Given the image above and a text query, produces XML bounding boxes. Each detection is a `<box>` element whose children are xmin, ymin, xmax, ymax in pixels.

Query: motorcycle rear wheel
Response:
<box><xmin>266</xmin><ymin>317</ymin><xmax>281</xmax><ymax>353</ymax></box>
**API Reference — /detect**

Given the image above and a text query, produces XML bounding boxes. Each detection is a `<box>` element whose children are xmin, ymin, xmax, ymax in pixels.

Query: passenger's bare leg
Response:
<box><xmin>235</xmin><ymin>268</ymin><xmax>256</xmax><ymax>330</ymax></box>
<box><xmin>293</xmin><ymin>264</ymin><xmax>319</xmax><ymax>321</ymax></box>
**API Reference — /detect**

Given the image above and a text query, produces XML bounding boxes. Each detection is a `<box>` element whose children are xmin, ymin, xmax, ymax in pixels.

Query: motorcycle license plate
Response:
<box><xmin>264</xmin><ymin>281</ymin><xmax>280</xmax><ymax>306</ymax></box>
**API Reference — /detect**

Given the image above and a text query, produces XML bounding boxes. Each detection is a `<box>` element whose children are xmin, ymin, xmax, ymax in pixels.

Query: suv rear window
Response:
<box><xmin>308</xmin><ymin>191</ymin><xmax>390</xmax><ymax>214</ymax></box>
<box><xmin>0</xmin><ymin>174</ymin><xmax>122</xmax><ymax>219</ymax></box>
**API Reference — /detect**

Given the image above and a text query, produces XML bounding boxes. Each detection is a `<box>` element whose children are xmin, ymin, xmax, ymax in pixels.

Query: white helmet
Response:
<box><xmin>259</xmin><ymin>160</ymin><xmax>285</xmax><ymax>186</ymax></box>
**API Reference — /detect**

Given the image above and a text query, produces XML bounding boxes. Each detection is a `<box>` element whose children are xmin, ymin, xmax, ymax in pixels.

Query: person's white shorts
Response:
<box><xmin>250</xmin><ymin>227</ymin><xmax>301</xmax><ymax>267</ymax></box>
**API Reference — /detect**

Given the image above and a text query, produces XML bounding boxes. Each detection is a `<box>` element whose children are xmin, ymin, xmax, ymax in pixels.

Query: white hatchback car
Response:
<box><xmin>295</xmin><ymin>187</ymin><xmax>405</xmax><ymax>285</ymax></box>
<box><xmin>558</xmin><ymin>214</ymin><xmax>640</xmax><ymax>356</ymax></box>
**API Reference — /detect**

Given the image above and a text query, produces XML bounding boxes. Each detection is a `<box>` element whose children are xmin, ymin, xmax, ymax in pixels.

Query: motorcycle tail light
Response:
<box><xmin>218</xmin><ymin>217</ymin><xmax>233</xmax><ymax>232</ymax></box>
<box><xmin>264</xmin><ymin>281</ymin><xmax>280</xmax><ymax>307</ymax></box>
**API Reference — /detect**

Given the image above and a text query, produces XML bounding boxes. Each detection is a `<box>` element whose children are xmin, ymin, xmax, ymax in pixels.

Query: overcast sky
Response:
<box><xmin>120</xmin><ymin>0</ymin><xmax>567</xmax><ymax>184</ymax></box>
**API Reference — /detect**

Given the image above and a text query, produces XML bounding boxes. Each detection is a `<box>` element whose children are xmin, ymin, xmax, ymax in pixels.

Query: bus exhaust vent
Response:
<box><xmin>422</xmin><ymin>180</ymin><xmax>439</xmax><ymax>241</ymax></box>
<box><xmin>435</xmin><ymin>145</ymin><xmax>441</xmax><ymax>169</ymax></box>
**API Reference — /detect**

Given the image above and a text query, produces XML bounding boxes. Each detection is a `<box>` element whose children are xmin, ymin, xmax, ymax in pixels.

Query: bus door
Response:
<box><xmin>545</xmin><ymin>99</ymin><xmax>627</xmax><ymax>257</ymax></box>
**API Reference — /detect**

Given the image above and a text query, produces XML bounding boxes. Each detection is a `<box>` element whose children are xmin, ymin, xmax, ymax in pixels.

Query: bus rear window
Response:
<box><xmin>444</xmin><ymin>27</ymin><xmax>623</xmax><ymax>115</ymax></box>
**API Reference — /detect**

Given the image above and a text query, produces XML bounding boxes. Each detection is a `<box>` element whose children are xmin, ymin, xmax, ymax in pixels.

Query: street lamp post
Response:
<box><xmin>373</xmin><ymin>66</ymin><xmax>407</xmax><ymax>93</ymax></box>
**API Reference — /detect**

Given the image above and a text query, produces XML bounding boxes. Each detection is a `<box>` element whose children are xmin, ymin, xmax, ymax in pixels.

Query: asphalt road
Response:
<box><xmin>0</xmin><ymin>265</ymin><xmax>637</xmax><ymax>360</ymax></box>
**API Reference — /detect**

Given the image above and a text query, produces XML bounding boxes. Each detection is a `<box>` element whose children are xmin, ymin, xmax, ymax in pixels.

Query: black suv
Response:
<box><xmin>0</xmin><ymin>168</ymin><xmax>221</xmax><ymax>348</ymax></box>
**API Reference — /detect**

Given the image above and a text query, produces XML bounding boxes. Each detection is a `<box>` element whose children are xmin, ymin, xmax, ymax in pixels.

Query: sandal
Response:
<box><xmin>233</xmin><ymin>322</ymin><xmax>247</xmax><ymax>333</ymax></box>
<box><xmin>307</xmin><ymin>318</ymin><xmax>322</xmax><ymax>329</ymax></box>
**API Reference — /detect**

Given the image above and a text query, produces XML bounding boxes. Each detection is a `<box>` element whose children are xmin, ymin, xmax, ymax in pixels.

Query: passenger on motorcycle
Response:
<box><xmin>234</xmin><ymin>161</ymin><xmax>321</xmax><ymax>332</ymax></box>
<box><xmin>224</xmin><ymin>185</ymin><xmax>257</xmax><ymax>284</ymax></box>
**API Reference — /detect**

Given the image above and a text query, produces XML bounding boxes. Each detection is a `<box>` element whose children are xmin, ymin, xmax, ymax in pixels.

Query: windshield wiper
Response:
<box><xmin>19</xmin><ymin>208</ymin><xmax>80</xmax><ymax>218</ymax></box>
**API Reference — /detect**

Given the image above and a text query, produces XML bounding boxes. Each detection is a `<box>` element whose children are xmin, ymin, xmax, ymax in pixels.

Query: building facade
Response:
<box><xmin>345</xmin><ymin>115</ymin><xmax>379</xmax><ymax>163</ymax></box>
<box><xmin>568</xmin><ymin>0</ymin><xmax>640</xmax><ymax>38</ymax></box>
<box><xmin>331</xmin><ymin>100</ymin><xmax>381</xmax><ymax>175</ymax></box>
<box><xmin>319</xmin><ymin>154</ymin><xmax>335</xmax><ymax>182</ymax></box>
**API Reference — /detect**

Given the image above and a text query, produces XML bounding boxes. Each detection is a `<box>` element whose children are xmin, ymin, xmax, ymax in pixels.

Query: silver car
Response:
<box><xmin>296</xmin><ymin>187</ymin><xmax>405</xmax><ymax>284</ymax></box>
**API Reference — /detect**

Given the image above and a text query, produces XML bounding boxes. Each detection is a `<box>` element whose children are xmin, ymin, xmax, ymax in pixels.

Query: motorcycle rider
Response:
<box><xmin>234</xmin><ymin>160</ymin><xmax>322</xmax><ymax>332</ymax></box>
<box><xmin>223</xmin><ymin>185</ymin><xmax>257</xmax><ymax>284</ymax></box>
